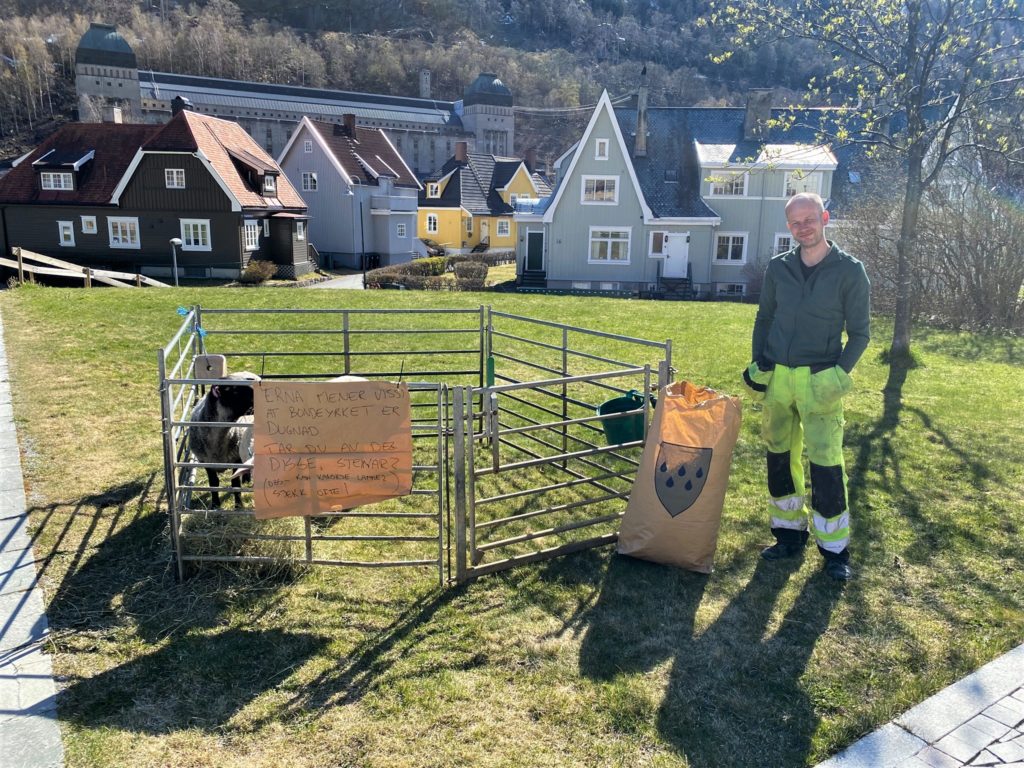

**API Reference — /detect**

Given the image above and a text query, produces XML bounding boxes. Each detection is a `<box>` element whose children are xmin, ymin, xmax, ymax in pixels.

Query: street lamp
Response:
<box><xmin>169</xmin><ymin>237</ymin><xmax>182</xmax><ymax>287</ymax></box>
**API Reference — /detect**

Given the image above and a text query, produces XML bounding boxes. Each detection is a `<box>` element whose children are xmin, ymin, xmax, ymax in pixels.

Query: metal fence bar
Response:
<box><xmin>474</xmin><ymin>512</ymin><xmax>623</xmax><ymax>553</ymax></box>
<box><xmin>490</xmin><ymin>311</ymin><xmax>669</xmax><ymax>348</ymax></box>
<box><xmin>475</xmin><ymin>491</ymin><xmax>630</xmax><ymax>531</ymax></box>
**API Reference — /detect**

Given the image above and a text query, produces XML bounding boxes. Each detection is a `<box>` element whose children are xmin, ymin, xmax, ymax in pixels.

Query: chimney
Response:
<box><xmin>743</xmin><ymin>89</ymin><xmax>774</xmax><ymax>141</ymax></box>
<box><xmin>634</xmin><ymin>64</ymin><xmax>648</xmax><ymax>158</ymax></box>
<box><xmin>455</xmin><ymin>141</ymin><xmax>468</xmax><ymax>163</ymax></box>
<box><xmin>343</xmin><ymin>113</ymin><xmax>357</xmax><ymax>137</ymax></box>
<box><xmin>524</xmin><ymin>147</ymin><xmax>537</xmax><ymax>174</ymax></box>
<box><xmin>101</xmin><ymin>105</ymin><xmax>123</xmax><ymax>124</ymax></box>
<box><xmin>171</xmin><ymin>95</ymin><xmax>193</xmax><ymax>116</ymax></box>
<box><xmin>420</xmin><ymin>69</ymin><xmax>432</xmax><ymax>100</ymax></box>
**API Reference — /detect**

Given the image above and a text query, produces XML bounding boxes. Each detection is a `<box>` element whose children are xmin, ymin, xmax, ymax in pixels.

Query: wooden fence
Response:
<box><xmin>1</xmin><ymin>248</ymin><xmax>169</xmax><ymax>288</ymax></box>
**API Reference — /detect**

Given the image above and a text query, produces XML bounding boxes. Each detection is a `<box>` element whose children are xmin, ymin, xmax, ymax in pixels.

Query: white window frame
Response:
<box><xmin>773</xmin><ymin>232</ymin><xmax>793</xmax><ymax>254</ymax></box>
<box><xmin>180</xmin><ymin>219</ymin><xmax>211</xmax><ymax>252</ymax></box>
<box><xmin>497</xmin><ymin>219</ymin><xmax>510</xmax><ymax>237</ymax></box>
<box><xmin>108</xmin><ymin>216</ymin><xmax>141</xmax><ymax>249</ymax></box>
<box><xmin>649</xmin><ymin>231</ymin><xmax>668</xmax><ymax>257</ymax></box>
<box><xmin>165</xmin><ymin>168</ymin><xmax>185</xmax><ymax>189</ymax></box>
<box><xmin>426</xmin><ymin>182</ymin><xmax>440</xmax><ymax>198</ymax></box>
<box><xmin>710</xmin><ymin>172</ymin><xmax>747</xmax><ymax>197</ymax></box>
<box><xmin>40</xmin><ymin>171</ymin><xmax>73</xmax><ymax>190</ymax></box>
<box><xmin>296</xmin><ymin>221</ymin><xmax>306</xmax><ymax>241</ymax></box>
<box><xmin>301</xmin><ymin>172</ymin><xmax>317</xmax><ymax>192</ymax></box>
<box><xmin>509</xmin><ymin>192</ymin><xmax>518</xmax><ymax>206</ymax></box>
<box><xmin>80</xmin><ymin>215</ymin><xmax>97</xmax><ymax>235</ymax></box>
<box><xmin>426</xmin><ymin>214</ymin><xmax>439</xmax><ymax>234</ymax></box>
<box><xmin>263</xmin><ymin>220</ymin><xmax>270</xmax><ymax>237</ymax></box>
<box><xmin>581</xmin><ymin>175</ymin><xmax>619</xmax><ymax>205</ymax></box>
<box><xmin>396</xmin><ymin>222</ymin><xmax>407</xmax><ymax>238</ymax></box>
<box><xmin>718</xmin><ymin>283</ymin><xmax>746</xmax><ymax>296</ymax></box>
<box><xmin>784</xmin><ymin>170</ymin><xmax>822</xmax><ymax>197</ymax></box>
<box><xmin>57</xmin><ymin>221</ymin><xmax>74</xmax><ymax>247</ymax></box>
<box><xmin>263</xmin><ymin>174</ymin><xmax>277</xmax><ymax>196</ymax></box>
<box><xmin>715</xmin><ymin>232</ymin><xmax>748</xmax><ymax>264</ymax></box>
<box><xmin>588</xmin><ymin>226</ymin><xmax>631</xmax><ymax>265</ymax></box>
<box><xmin>595</xmin><ymin>138</ymin><xmax>609</xmax><ymax>160</ymax></box>
<box><xmin>466</xmin><ymin>216</ymin><xmax>473</xmax><ymax>234</ymax></box>
<box><xmin>244</xmin><ymin>220</ymin><xmax>260</xmax><ymax>251</ymax></box>
<box><xmin>303</xmin><ymin>139</ymin><xmax>313</xmax><ymax>153</ymax></box>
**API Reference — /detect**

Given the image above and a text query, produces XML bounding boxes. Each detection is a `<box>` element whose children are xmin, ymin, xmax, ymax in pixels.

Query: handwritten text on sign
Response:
<box><xmin>252</xmin><ymin>381</ymin><xmax>412</xmax><ymax>519</ymax></box>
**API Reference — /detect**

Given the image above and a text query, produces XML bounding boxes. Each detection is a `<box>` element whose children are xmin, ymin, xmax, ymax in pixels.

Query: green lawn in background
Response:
<box><xmin>2</xmin><ymin>285</ymin><xmax>1021</xmax><ymax>768</ymax></box>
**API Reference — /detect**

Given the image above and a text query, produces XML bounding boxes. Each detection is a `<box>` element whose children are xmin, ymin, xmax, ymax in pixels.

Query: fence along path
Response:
<box><xmin>3</xmin><ymin>247</ymin><xmax>168</xmax><ymax>287</ymax></box>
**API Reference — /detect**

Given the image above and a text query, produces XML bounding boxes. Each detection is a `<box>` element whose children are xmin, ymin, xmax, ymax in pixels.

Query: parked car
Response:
<box><xmin>420</xmin><ymin>238</ymin><xmax>446</xmax><ymax>257</ymax></box>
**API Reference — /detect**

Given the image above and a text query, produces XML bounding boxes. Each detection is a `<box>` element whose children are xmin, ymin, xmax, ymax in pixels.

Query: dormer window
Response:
<box><xmin>263</xmin><ymin>174</ymin><xmax>277</xmax><ymax>196</ymax></box>
<box><xmin>426</xmin><ymin>182</ymin><xmax>440</xmax><ymax>198</ymax></box>
<box><xmin>41</xmin><ymin>172</ymin><xmax>73</xmax><ymax>190</ymax></box>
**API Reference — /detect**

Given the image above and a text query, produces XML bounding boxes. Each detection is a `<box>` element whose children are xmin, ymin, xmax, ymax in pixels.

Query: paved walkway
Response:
<box><xmin>0</xmin><ymin>307</ymin><xmax>62</xmax><ymax>768</ymax></box>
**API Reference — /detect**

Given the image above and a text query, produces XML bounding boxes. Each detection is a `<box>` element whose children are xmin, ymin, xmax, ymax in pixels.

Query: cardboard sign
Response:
<box><xmin>252</xmin><ymin>381</ymin><xmax>412</xmax><ymax>519</ymax></box>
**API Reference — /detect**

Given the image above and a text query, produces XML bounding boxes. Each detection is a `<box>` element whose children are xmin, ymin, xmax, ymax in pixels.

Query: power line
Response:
<box><xmin>513</xmin><ymin>91</ymin><xmax>635</xmax><ymax>116</ymax></box>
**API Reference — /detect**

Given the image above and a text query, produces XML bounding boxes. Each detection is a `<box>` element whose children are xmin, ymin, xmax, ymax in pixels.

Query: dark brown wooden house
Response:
<box><xmin>0</xmin><ymin>100</ymin><xmax>311</xmax><ymax>280</ymax></box>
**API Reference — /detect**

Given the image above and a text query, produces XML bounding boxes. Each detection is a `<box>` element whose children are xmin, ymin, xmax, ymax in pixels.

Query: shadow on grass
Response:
<box><xmin>579</xmin><ymin>553</ymin><xmax>841</xmax><ymax>767</ymax></box>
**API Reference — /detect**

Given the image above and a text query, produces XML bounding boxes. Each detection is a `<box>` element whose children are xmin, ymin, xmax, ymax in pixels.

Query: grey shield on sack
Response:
<box><xmin>655</xmin><ymin>442</ymin><xmax>713</xmax><ymax>517</ymax></box>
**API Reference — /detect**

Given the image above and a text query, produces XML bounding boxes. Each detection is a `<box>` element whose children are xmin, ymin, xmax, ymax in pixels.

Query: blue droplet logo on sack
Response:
<box><xmin>655</xmin><ymin>442</ymin><xmax>713</xmax><ymax>518</ymax></box>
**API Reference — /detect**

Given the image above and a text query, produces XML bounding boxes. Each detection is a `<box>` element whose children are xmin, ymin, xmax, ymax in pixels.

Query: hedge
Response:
<box><xmin>363</xmin><ymin>252</ymin><xmax>513</xmax><ymax>291</ymax></box>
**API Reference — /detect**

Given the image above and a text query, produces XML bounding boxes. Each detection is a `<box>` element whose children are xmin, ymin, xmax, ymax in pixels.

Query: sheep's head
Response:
<box><xmin>211</xmin><ymin>371</ymin><xmax>260</xmax><ymax>418</ymax></box>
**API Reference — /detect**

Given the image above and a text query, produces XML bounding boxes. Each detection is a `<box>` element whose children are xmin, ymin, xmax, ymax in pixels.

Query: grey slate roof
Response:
<box><xmin>421</xmin><ymin>153</ymin><xmax>523</xmax><ymax>215</ymax></box>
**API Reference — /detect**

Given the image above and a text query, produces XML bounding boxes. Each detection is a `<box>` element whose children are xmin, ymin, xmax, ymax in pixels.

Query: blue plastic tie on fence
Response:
<box><xmin>176</xmin><ymin>306</ymin><xmax>189</xmax><ymax>316</ymax></box>
<box><xmin>196</xmin><ymin>327</ymin><xmax>207</xmax><ymax>338</ymax></box>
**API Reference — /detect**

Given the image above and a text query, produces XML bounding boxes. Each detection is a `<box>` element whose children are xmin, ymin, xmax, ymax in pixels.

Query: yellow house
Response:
<box><xmin>418</xmin><ymin>141</ymin><xmax>539</xmax><ymax>253</ymax></box>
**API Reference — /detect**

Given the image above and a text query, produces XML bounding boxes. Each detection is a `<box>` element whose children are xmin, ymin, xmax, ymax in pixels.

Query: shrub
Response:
<box><xmin>454</xmin><ymin>261</ymin><xmax>488</xmax><ymax>280</ymax></box>
<box><xmin>239</xmin><ymin>259</ymin><xmax>277</xmax><ymax>284</ymax></box>
<box><xmin>404</xmin><ymin>257</ymin><xmax>447</xmax><ymax>276</ymax></box>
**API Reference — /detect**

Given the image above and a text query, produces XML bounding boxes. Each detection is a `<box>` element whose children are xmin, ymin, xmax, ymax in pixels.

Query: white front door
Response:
<box><xmin>480</xmin><ymin>220</ymin><xmax>490</xmax><ymax>243</ymax></box>
<box><xmin>663</xmin><ymin>232</ymin><xmax>690</xmax><ymax>278</ymax></box>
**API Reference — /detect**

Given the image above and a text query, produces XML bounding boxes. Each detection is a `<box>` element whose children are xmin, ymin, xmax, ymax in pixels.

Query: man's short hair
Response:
<box><xmin>785</xmin><ymin>192</ymin><xmax>825</xmax><ymax>217</ymax></box>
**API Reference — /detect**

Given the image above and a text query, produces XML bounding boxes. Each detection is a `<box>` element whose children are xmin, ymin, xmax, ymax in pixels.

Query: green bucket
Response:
<box><xmin>596</xmin><ymin>389</ymin><xmax>648</xmax><ymax>445</ymax></box>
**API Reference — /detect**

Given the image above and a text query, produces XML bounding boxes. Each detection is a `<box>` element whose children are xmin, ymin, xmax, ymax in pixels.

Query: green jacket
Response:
<box><xmin>752</xmin><ymin>241</ymin><xmax>870</xmax><ymax>373</ymax></box>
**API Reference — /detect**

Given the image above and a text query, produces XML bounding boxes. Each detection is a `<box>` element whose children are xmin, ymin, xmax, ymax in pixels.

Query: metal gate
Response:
<box><xmin>158</xmin><ymin>307</ymin><xmax>671</xmax><ymax>584</ymax></box>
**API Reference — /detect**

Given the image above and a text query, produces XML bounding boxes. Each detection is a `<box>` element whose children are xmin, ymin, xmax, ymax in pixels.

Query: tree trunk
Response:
<box><xmin>889</xmin><ymin>148</ymin><xmax>925</xmax><ymax>365</ymax></box>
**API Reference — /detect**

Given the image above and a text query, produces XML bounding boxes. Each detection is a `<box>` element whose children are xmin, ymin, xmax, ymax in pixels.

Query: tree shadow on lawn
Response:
<box><xmin>578</xmin><ymin>553</ymin><xmax>842</xmax><ymax>768</ymax></box>
<box><xmin>29</xmin><ymin>473</ymin><xmax>331</xmax><ymax>734</ymax></box>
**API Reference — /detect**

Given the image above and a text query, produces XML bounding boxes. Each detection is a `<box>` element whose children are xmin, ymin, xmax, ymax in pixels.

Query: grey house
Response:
<box><xmin>277</xmin><ymin>115</ymin><xmax>422</xmax><ymax>269</ymax></box>
<box><xmin>518</xmin><ymin>87</ymin><xmax>845</xmax><ymax>298</ymax></box>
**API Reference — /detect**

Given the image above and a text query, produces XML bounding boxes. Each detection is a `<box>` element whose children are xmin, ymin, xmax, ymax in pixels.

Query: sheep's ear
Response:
<box><xmin>210</xmin><ymin>385</ymin><xmax>221</xmax><ymax>399</ymax></box>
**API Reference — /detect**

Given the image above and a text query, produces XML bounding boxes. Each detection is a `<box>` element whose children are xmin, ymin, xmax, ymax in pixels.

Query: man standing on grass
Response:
<box><xmin>742</xmin><ymin>192</ymin><xmax>870</xmax><ymax>581</ymax></box>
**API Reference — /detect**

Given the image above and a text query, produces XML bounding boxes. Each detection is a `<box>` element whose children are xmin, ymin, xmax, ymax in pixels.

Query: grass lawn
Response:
<box><xmin>2</xmin><ymin>285</ymin><xmax>1022</xmax><ymax>768</ymax></box>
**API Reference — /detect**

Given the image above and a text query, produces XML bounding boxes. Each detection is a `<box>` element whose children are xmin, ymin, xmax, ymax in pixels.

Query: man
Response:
<box><xmin>743</xmin><ymin>192</ymin><xmax>870</xmax><ymax>581</ymax></box>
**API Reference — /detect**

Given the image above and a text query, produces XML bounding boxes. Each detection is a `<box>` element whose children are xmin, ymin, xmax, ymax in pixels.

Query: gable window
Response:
<box><xmin>296</xmin><ymin>221</ymin><xmax>306</xmax><ymax>241</ymax></box>
<box><xmin>80</xmin><ymin>216</ymin><xmax>97</xmax><ymax>235</ymax></box>
<box><xmin>588</xmin><ymin>227</ymin><xmax>630</xmax><ymax>264</ymax></box>
<box><xmin>510</xmin><ymin>193</ymin><xmax>518</xmax><ymax>206</ymax></box>
<box><xmin>581</xmin><ymin>176</ymin><xmax>618</xmax><ymax>204</ymax></box>
<box><xmin>165</xmin><ymin>168</ymin><xmax>185</xmax><ymax>189</ymax></box>
<box><xmin>715</xmin><ymin>233</ymin><xmax>747</xmax><ymax>263</ymax></box>
<box><xmin>710</xmin><ymin>172</ymin><xmax>746</xmax><ymax>196</ymax></box>
<box><xmin>649</xmin><ymin>231</ymin><xmax>668</xmax><ymax>257</ymax></box>
<box><xmin>57</xmin><ymin>221</ymin><xmax>74</xmax><ymax>247</ymax></box>
<box><xmin>304</xmin><ymin>140</ymin><xmax>313</xmax><ymax>153</ymax></box>
<box><xmin>497</xmin><ymin>220</ymin><xmax>510</xmax><ymax>237</ymax></box>
<box><xmin>40</xmin><ymin>172</ymin><xmax>73</xmax><ymax>191</ymax></box>
<box><xmin>244</xmin><ymin>220</ymin><xmax>260</xmax><ymax>251</ymax></box>
<box><xmin>180</xmin><ymin>219</ymin><xmax>211</xmax><ymax>251</ymax></box>
<box><xmin>262</xmin><ymin>174</ymin><xmax>277</xmax><ymax>196</ymax></box>
<box><xmin>595</xmin><ymin>138</ymin><xmax>609</xmax><ymax>160</ymax></box>
<box><xmin>302</xmin><ymin>172</ymin><xmax>317</xmax><ymax>192</ymax></box>
<box><xmin>785</xmin><ymin>170</ymin><xmax>822</xmax><ymax>197</ymax></box>
<box><xmin>108</xmin><ymin>217</ymin><xmax>140</xmax><ymax>249</ymax></box>
<box><xmin>426</xmin><ymin>214</ymin><xmax>438</xmax><ymax>234</ymax></box>
<box><xmin>774</xmin><ymin>233</ymin><xmax>793</xmax><ymax>254</ymax></box>
<box><xmin>396</xmin><ymin>222</ymin><xmax>407</xmax><ymax>238</ymax></box>
<box><xmin>426</xmin><ymin>182</ymin><xmax>440</xmax><ymax>198</ymax></box>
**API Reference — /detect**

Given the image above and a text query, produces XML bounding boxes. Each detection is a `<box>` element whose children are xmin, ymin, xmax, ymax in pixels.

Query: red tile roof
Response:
<box><xmin>308</xmin><ymin>119</ymin><xmax>419</xmax><ymax>189</ymax></box>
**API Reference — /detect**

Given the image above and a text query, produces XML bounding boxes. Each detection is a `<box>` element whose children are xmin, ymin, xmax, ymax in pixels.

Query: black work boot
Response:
<box><xmin>761</xmin><ymin>541</ymin><xmax>805</xmax><ymax>560</ymax></box>
<box><xmin>824</xmin><ymin>560</ymin><xmax>853</xmax><ymax>581</ymax></box>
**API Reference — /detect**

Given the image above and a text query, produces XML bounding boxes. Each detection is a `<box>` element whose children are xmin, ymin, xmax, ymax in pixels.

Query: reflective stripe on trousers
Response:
<box><xmin>762</xmin><ymin>365</ymin><xmax>850</xmax><ymax>554</ymax></box>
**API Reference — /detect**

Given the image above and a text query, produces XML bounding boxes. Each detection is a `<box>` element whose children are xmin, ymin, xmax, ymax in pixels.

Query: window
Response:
<box><xmin>588</xmin><ymin>227</ymin><xmax>630</xmax><ymax>264</ymax></box>
<box><xmin>263</xmin><ymin>220</ymin><xmax>270</xmax><ymax>237</ymax></box>
<box><xmin>302</xmin><ymin>172</ymin><xmax>317</xmax><ymax>192</ymax></box>
<box><xmin>396</xmin><ymin>223</ymin><xmax>407</xmax><ymax>238</ymax></box>
<box><xmin>57</xmin><ymin>221</ymin><xmax>74</xmax><ymax>247</ymax></box>
<box><xmin>40</xmin><ymin>172</ymin><xmax>73</xmax><ymax>190</ymax></box>
<box><xmin>426</xmin><ymin>182</ymin><xmax>440</xmax><ymax>198</ymax></box>
<box><xmin>466</xmin><ymin>217</ymin><xmax>473</xmax><ymax>234</ymax></box>
<box><xmin>785</xmin><ymin>170</ymin><xmax>822</xmax><ymax>197</ymax></box>
<box><xmin>715</xmin><ymin>233</ymin><xmax>747</xmax><ymax>263</ymax></box>
<box><xmin>710</xmin><ymin>172</ymin><xmax>746</xmax><ymax>196</ymax></box>
<box><xmin>581</xmin><ymin>176</ymin><xmax>618</xmax><ymax>204</ymax></box>
<box><xmin>719</xmin><ymin>283</ymin><xmax>746</xmax><ymax>296</ymax></box>
<box><xmin>509</xmin><ymin>193</ymin><xmax>518</xmax><ymax>206</ymax></box>
<box><xmin>497</xmin><ymin>220</ymin><xmax>510</xmax><ymax>237</ymax></box>
<box><xmin>774</xmin><ymin>233</ymin><xmax>793</xmax><ymax>254</ymax></box>
<box><xmin>426</xmin><ymin>214</ymin><xmax>438</xmax><ymax>234</ymax></box>
<box><xmin>180</xmin><ymin>219</ymin><xmax>211</xmax><ymax>251</ymax></box>
<box><xmin>244</xmin><ymin>220</ymin><xmax>260</xmax><ymax>251</ymax></box>
<box><xmin>595</xmin><ymin>138</ymin><xmax>609</xmax><ymax>160</ymax></box>
<box><xmin>649</xmin><ymin>231</ymin><xmax>667</xmax><ymax>257</ymax></box>
<box><xmin>296</xmin><ymin>221</ymin><xmax>306</xmax><ymax>241</ymax></box>
<box><xmin>108</xmin><ymin>217</ymin><xmax>140</xmax><ymax>249</ymax></box>
<box><xmin>263</xmin><ymin>175</ymin><xmax>277</xmax><ymax>195</ymax></box>
<box><xmin>165</xmin><ymin>168</ymin><xmax>185</xmax><ymax>189</ymax></box>
<box><xmin>80</xmin><ymin>216</ymin><xmax>97</xmax><ymax>235</ymax></box>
